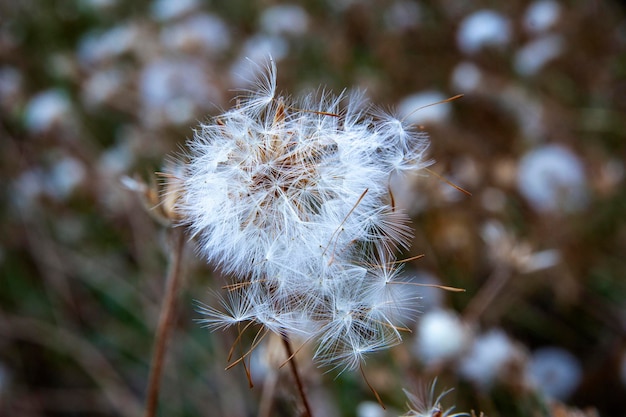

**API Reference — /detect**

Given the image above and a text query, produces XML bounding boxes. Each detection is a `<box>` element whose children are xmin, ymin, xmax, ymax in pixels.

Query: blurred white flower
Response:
<box><xmin>523</xmin><ymin>0</ymin><xmax>561</xmax><ymax>34</ymax></box>
<box><xmin>139</xmin><ymin>58</ymin><xmax>220</xmax><ymax>126</ymax></box>
<box><xmin>161</xmin><ymin>13</ymin><xmax>231</xmax><ymax>54</ymax></box>
<box><xmin>260</xmin><ymin>5</ymin><xmax>309</xmax><ymax>35</ymax></box>
<box><xmin>48</xmin><ymin>157</ymin><xmax>86</xmax><ymax>200</ymax></box>
<box><xmin>151</xmin><ymin>0</ymin><xmax>199</xmax><ymax>21</ymax></box>
<box><xmin>459</xmin><ymin>329</ymin><xmax>521</xmax><ymax>389</ymax></box>
<box><xmin>82</xmin><ymin>68</ymin><xmax>125</xmax><ymax>108</ymax></box>
<box><xmin>415</xmin><ymin>309</ymin><xmax>470</xmax><ymax>365</ymax></box>
<box><xmin>514</xmin><ymin>35</ymin><xmax>565</xmax><ymax>76</ymax></box>
<box><xmin>517</xmin><ymin>144</ymin><xmax>588</xmax><ymax>213</ymax></box>
<box><xmin>24</xmin><ymin>89</ymin><xmax>72</xmax><ymax>133</ymax></box>
<box><xmin>527</xmin><ymin>347</ymin><xmax>582</xmax><ymax>400</ymax></box>
<box><xmin>450</xmin><ymin>62</ymin><xmax>482</xmax><ymax>93</ymax></box>
<box><xmin>182</xmin><ymin>60</ymin><xmax>432</xmax><ymax>372</ymax></box>
<box><xmin>11</xmin><ymin>156</ymin><xmax>86</xmax><ymax>211</ymax></box>
<box><xmin>457</xmin><ymin>10</ymin><xmax>511</xmax><ymax>54</ymax></box>
<box><xmin>77</xmin><ymin>24</ymin><xmax>140</xmax><ymax>66</ymax></box>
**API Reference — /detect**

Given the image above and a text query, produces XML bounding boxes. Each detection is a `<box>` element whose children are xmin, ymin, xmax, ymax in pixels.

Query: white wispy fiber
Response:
<box><xmin>179</xmin><ymin>60</ymin><xmax>431</xmax><ymax>372</ymax></box>
<box><xmin>401</xmin><ymin>379</ymin><xmax>468</xmax><ymax>417</ymax></box>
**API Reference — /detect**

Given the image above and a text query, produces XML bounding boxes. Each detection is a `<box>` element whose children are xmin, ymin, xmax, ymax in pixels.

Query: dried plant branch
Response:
<box><xmin>281</xmin><ymin>334</ymin><xmax>313</xmax><ymax>417</ymax></box>
<box><xmin>463</xmin><ymin>263</ymin><xmax>512</xmax><ymax>324</ymax></box>
<box><xmin>143</xmin><ymin>227</ymin><xmax>186</xmax><ymax>417</ymax></box>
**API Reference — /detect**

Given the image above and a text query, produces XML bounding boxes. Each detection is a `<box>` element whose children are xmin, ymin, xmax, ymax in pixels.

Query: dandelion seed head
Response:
<box><xmin>179</xmin><ymin>60</ymin><xmax>432</xmax><ymax>370</ymax></box>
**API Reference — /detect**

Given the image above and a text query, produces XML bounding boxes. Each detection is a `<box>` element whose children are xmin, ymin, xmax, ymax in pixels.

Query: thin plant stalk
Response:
<box><xmin>463</xmin><ymin>263</ymin><xmax>511</xmax><ymax>323</ymax></box>
<box><xmin>144</xmin><ymin>227</ymin><xmax>186</xmax><ymax>417</ymax></box>
<box><xmin>281</xmin><ymin>334</ymin><xmax>313</xmax><ymax>417</ymax></box>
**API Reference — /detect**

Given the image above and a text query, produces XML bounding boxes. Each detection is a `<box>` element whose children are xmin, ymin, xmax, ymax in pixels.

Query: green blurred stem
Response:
<box><xmin>144</xmin><ymin>227</ymin><xmax>186</xmax><ymax>417</ymax></box>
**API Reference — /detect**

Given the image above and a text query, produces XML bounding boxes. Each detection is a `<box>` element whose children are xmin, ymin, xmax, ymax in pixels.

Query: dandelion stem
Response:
<box><xmin>143</xmin><ymin>227</ymin><xmax>186</xmax><ymax>417</ymax></box>
<box><xmin>279</xmin><ymin>334</ymin><xmax>316</xmax><ymax>369</ymax></box>
<box><xmin>281</xmin><ymin>334</ymin><xmax>313</xmax><ymax>417</ymax></box>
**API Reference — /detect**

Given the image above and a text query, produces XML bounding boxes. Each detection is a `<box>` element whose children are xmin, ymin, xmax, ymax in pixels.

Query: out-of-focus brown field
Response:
<box><xmin>1</xmin><ymin>1</ymin><xmax>625</xmax><ymax>416</ymax></box>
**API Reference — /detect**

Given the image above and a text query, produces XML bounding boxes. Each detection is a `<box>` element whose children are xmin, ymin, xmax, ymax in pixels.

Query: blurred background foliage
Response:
<box><xmin>1</xmin><ymin>0</ymin><xmax>626</xmax><ymax>416</ymax></box>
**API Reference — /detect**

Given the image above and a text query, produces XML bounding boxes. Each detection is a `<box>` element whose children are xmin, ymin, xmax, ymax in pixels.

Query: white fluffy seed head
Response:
<box><xmin>177</xmin><ymin>59</ymin><xmax>432</xmax><ymax>371</ymax></box>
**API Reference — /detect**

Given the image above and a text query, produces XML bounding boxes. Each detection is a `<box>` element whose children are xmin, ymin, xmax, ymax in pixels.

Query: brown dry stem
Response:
<box><xmin>143</xmin><ymin>227</ymin><xmax>186</xmax><ymax>417</ymax></box>
<box><xmin>281</xmin><ymin>334</ymin><xmax>313</xmax><ymax>417</ymax></box>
